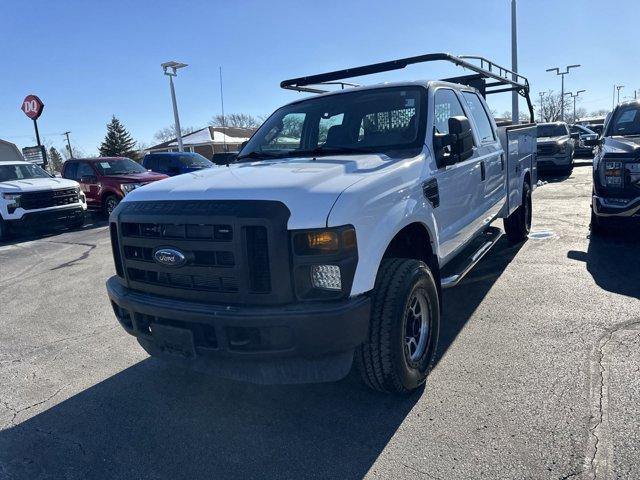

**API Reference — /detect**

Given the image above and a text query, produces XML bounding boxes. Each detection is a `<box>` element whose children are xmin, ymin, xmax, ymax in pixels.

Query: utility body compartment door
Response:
<box><xmin>497</xmin><ymin>124</ymin><xmax>537</xmax><ymax>217</ymax></box>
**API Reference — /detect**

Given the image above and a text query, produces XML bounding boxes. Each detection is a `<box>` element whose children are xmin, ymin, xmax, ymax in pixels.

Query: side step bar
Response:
<box><xmin>440</xmin><ymin>226</ymin><xmax>503</xmax><ymax>289</ymax></box>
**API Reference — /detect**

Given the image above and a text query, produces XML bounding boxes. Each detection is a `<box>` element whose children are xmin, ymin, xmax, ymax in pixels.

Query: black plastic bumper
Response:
<box><xmin>7</xmin><ymin>206</ymin><xmax>85</xmax><ymax>229</ymax></box>
<box><xmin>592</xmin><ymin>195</ymin><xmax>640</xmax><ymax>218</ymax></box>
<box><xmin>106</xmin><ymin>276</ymin><xmax>371</xmax><ymax>384</ymax></box>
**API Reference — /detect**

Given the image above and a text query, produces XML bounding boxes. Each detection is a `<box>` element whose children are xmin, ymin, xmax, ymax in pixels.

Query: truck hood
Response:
<box><xmin>0</xmin><ymin>176</ymin><xmax>79</xmax><ymax>194</ymax></box>
<box><xmin>122</xmin><ymin>154</ymin><xmax>393</xmax><ymax>229</ymax></box>
<box><xmin>602</xmin><ymin>136</ymin><xmax>640</xmax><ymax>155</ymax></box>
<box><xmin>537</xmin><ymin>136</ymin><xmax>569</xmax><ymax>144</ymax></box>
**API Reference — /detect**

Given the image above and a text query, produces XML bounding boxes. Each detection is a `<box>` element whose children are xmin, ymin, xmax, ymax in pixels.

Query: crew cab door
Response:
<box><xmin>461</xmin><ymin>91</ymin><xmax>506</xmax><ymax>225</ymax></box>
<box><xmin>430</xmin><ymin>88</ymin><xmax>484</xmax><ymax>260</ymax></box>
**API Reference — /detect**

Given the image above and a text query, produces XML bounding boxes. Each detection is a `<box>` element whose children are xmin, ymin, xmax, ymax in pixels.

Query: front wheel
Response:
<box><xmin>103</xmin><ymin>195</ymin><xmax>120</xmax><ymax>217</ymax></box>
<box><xmin>504</xmin><ymin>181</ymin><xmax>532</xmax><ymax>243</ymax></box>
<box><xmin>355</xmin><ymin>258</ymin><xmax>440</xmax><ymax>394</ymax></box>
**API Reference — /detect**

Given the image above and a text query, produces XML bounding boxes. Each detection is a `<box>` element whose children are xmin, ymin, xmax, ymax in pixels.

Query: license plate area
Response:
<box><xmin>151</xmin><ymin>324</ymin><xmax>196</xmax><ymax>359</ymax></box>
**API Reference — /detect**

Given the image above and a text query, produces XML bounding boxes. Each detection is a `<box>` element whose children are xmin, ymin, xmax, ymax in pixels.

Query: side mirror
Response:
<box><xmin>583</xmin><ymin>137</ymin><xmax>600</xmax><ymax>147</ymax></box>
<box><xmin>434</xmin><ymin>116</ymin><xmax>474</xmax><ymax>167</ymax></box>
<box><xmin>570</xmin><ymin>132</ymin><xmax>580</xmax><ymax>140</ymax></box>
<box><xmin>80</xmin><ymin>175</ymin><xmax>97</xmax><ymax>184</ymax></box>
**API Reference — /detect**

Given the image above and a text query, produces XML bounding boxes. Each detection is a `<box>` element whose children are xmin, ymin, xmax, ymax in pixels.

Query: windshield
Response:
<box><xmin>179</xmin><ymin>154</ymin><xmax>213</xmax><ymax>168</ymax></box>
<box><xmin>238</xmin><ymin>86</ymin><xmax>426</xmax><ymax>160</ymax></box>
<box><xmin>94</xmin><ymin>158</ymin><xmax>147</xmax><ymax>175</ymax></box>
<box><xmin>0</xmin><ymin>163</ymin><xmax>51</xmax><ymax>182</ymax></box>
<box><xmin>607</xmin><ymin>105</ymin><xmax>640</xmax><ymax>136</ymax></box>
<box><xmin>537</xmin><ymin>124</ymin><xmax>568</xmax><ymax>137</ymax></box>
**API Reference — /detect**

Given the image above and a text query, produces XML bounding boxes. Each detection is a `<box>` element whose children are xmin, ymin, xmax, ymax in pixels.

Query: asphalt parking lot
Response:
<box><xmin>1</xmin><ymin>160</ymin><xmax>639</xmax><ymax>480</ymax></box>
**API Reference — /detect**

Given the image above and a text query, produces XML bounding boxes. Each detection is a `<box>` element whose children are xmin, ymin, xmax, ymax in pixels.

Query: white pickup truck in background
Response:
<box><xmin>106</xmin><ymin>53</ymin><xmax>537</xmax><ymax>394</ymax></box>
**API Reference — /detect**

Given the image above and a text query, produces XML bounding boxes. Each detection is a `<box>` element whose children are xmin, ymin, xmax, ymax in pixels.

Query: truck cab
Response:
<box><xmin>106</xmin><ymin>53</ymin><xmax>537</xmax><ymax>394</ymax></box>
<box><xmin>142</xmin><ymin>152</ymin><xmax>214</xmax><ymax>176</ymax></box>
<box><xmin>590</xmin><ymin>100</ymin><xmax>640</xmax><ymax>232</ymax></box>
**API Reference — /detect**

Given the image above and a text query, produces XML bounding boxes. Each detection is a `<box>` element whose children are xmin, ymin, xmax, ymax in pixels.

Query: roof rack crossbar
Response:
<box><xmin>280</xmin><ymin>52</ymin><xmax>534</xmax><ymax>122</ymax></box>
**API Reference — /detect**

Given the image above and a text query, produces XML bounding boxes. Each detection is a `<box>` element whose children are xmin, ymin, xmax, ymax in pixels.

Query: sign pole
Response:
<box><xmin>33</xmin><ymin>118</ymin><xmax>42</xmax><ymax>146</ymax></box>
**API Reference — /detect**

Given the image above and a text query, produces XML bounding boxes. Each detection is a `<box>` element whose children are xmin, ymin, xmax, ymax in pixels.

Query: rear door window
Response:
<box><xmin>63</xmin><ymin>162</ymin><xmax>78</xmax><ymax>180</ymax></box>
<box><xmin>77</xmin><ymin>163</ymin><xmax>95</xmax><ymax>181</ymax></box>
<box><xmin>462</xmin><ymin>92</ymin><xmax>496</xmax><ymax>143</ymax></box>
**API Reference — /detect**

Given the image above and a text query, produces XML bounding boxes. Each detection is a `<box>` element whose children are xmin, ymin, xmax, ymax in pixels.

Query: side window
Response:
<box><xmin>262</xmin><ymin>113</ymin><xmax>305</xmax><ymax>151</ymax></box>
<box><xmin>145</xmin><ymin>157</ymin><xmax>157</xmax><ymax>170</ymax></box>
<box><xmin>318</xmin><ymin>113</ymin><xmax>344</xmax><ymax>145</ymax></box>
<box><xmin>156</xmin><ymin>156</ymin><xmax>169</xmax><ymax>173</ymax></box>
<box><xmin>63</xmin><ymin>162</ymin><xmax>78</xmax><ymax>180</ymax></box>
<box><xmin>461</xmin><ymin>92</ymin><xmax>495</xmax><ymax>143</ymax></box>
<box><xmin>77</xmin><ymin>163</ymin><xmax>95</xmax><ymax>180</ymax></box>
<box><xmin>433</xmin><ymin>89</ymin><xmax>467</xmax><ymax>135</ymax></box>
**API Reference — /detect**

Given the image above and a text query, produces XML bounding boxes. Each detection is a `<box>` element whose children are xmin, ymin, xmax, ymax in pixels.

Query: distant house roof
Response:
<box><xmin>148</xmin><ymin>126</ymin><xmax>255</xmax><ymax>151</ymax></box>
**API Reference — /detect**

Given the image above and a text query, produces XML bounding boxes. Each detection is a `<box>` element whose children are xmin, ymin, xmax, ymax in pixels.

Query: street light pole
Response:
<box><xmin>539</xmin><ymin>91</ymin><xmax>545</xmax><ymax>122</ymax></box>
<box><xmin>546</xmin><ymin>64</ymin><xmax>581</xmax><ymax>121</ymax></box>
<box><xmin>564</xmin><ymin>90</ymin><xmax>586</xmax><ymax>123</ymax></box>
<box><xmin>511</xmin><ymin>0</ymin><xmax>519</xmax><ymax>124</ymax></box>
<box><xmin>62</xmin><ymin>131</ymin><xmax>73</xmax><ymax>158</ymax></box>
<box><xmin>616</xmin><ymin>85</ymin><xmax>624</xmax><ymax>105</ymax></box>
<box><xmin>161</xmin><ymin>61</ymin><xmax>188</xmax><ymax>153</ymax></box>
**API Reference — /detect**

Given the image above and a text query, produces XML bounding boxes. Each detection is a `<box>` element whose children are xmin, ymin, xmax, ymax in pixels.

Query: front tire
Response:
<box><xmin>0</xmin><ymin>217</ymin><xmax>10</xmax><ymax>241</ymax></box>
<box><xmin>504</xmin><ymin>181</ymin><xmax>532</xmax><ymax>243</ymax></box>
<box><xmin>355</xmin><ymin>258</ymin><xmax>440</xmax><ymax>394</ymax></box>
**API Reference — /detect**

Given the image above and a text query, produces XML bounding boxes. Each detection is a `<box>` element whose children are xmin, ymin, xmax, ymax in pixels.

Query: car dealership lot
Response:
<box><xmin>0</xmin><ymin>162</ymin><xmax>639</xmax><ymax>480</ymax></box>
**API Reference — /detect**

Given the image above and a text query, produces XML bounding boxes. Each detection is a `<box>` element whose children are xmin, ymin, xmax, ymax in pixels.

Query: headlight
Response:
<box><xmin>291</xmin><ymin>225</ymin><xmax>357</xmax><ymax>300</ymax></box>
<box><xmin>120</xmin><ymin>183</ymin><xmax>141</xmax><ymax>195</ymax></box>
<box><xmin>2</xmin><ymin>193</ymin><xmax>21</xmax><ymax>201</ymax></box>
<box><xmin>603</xmin><ymin>161</ymin><xmax>624</xmax><ymax>187</ymax></box>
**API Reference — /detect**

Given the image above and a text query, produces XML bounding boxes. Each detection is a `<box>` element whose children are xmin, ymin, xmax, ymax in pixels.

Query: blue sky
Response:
<box><xmin>1</xmin><ymin>0</ymin><xmax>638</xmax><ymax>155</ymax></box>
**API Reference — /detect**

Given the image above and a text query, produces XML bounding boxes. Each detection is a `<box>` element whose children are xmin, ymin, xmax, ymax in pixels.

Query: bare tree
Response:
<box><xmin>153</xmin><ymin>125</ymin><xmax>196</xmax><ymax>143</ymax></box>
<box><xmin>209</xmin><ymin>113</ymin><xmax>262</xmax><ymax>129</ymax></box>
<box><xmin>589</xmin><ymin>109</ymin><xmax>609</xmax><ymax>118</ymax></box>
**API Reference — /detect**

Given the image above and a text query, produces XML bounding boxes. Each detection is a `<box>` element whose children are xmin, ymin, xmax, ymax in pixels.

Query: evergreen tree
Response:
<box><xmin>99</xmin><ymin>116</ymin><xmax>137</xmax><ymax>158</ymax></box>
<box><xmin>48</xmin><ymin>146</ymin><xmax>64</xmax><ymax>173</ymax></box>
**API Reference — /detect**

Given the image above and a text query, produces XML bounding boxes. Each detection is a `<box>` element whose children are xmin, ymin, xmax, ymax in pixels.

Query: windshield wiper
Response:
<box><xmin>288</xmin><ymin>146</ymin><xmax>375</xmax><ymax>157</ymax></box>
<box><xmin>235</xmin><ymin>151</ymin><xmax>289</xmax><ymax>162</ymax></box>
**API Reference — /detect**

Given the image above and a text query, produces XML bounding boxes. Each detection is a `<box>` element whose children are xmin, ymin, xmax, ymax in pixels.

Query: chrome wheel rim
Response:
<box><xmin>404</xmin><ymin>289</ymin><xmax>430</xmax><ymax>362</ymax></box>
<box><xmin>106</xmin><ymin>198</ymin><xmax>118</xmax><ymax>215</ymax></box>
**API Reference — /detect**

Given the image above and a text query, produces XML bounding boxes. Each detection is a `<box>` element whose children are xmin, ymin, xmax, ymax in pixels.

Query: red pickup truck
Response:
<box><xmin>62</xmin><ymin>157</ymin><xmax>168</xmax><ymax>215</ymax></box>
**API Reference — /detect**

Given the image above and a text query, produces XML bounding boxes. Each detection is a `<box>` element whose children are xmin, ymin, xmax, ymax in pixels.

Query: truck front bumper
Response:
<box><xmin>6</xmin><ymin>205</ymin><xmax>85</xmax><ymax>229</ymax></box>
<box><xmin>106</xmin><ymin>277</ymin><xmax>371</xmax><ymax>384</ymax></box>
<box><xmin>592</xmin><ymin>194</ymin><xmax>640</xmax><ymax>218</ymax></box>
<box><xmin>537</xmin><ymin>154</ymin><xmax>572</xmax><ymax>168</ymax></box>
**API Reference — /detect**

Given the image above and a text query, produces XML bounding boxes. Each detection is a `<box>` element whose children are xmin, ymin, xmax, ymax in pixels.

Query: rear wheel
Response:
<box><xmin>355</xmin><ymin>258</ymin><xmax>440</xmax><ymax>394</ymax></box>
<box><xmin>504</xmin><ymin>181</ymin><xmax>532</xmax><ymax>243</ymax></box>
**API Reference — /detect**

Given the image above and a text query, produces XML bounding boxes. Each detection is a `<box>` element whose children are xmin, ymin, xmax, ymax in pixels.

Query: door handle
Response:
<box><xmin>500</xmin><ymin>154</ymin><xmax>505</xmax><ymax>171</ymax></box>
<box><xmin>480</xmin><ymin>161</ymin><xmax>486</xmax><ymax>181</ymax></box>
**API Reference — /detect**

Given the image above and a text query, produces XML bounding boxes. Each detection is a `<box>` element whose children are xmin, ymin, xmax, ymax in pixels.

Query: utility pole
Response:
<box><xmin>62</xmin><ymin>131</ymin><xmax>73</xmax><ymax>158</ymax></box>
<box><xmin>161</xmin><ymin>61</ymin><xmax>188</xmax><ymax>152</ymax></box>
<box><xmin>616</xmin><ymin>85</ymin><xmax>624</xmax><ymax>105</ymax></box>
<box><xmin>511</xmin><ymin>0</ymin><xmax>519</xmax><ymax>124</ymax></box>
<box><xmin>546</xmin><ymin>64</ymin><xmax>581</xmax><ymax>121</ymax></box>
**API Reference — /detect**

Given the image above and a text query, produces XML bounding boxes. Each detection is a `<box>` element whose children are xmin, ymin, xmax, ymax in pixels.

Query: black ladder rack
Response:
<box><xmin>280</xmin><ymin>52</ymin><xmax>534</xmax><ymax>122</ymax></box>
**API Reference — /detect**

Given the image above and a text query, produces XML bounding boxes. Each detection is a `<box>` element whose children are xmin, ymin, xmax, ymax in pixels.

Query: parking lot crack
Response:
<box><xmin>582</xmin><ymin>319</ymin><xmax>640</xmax><ymax>480</ymax></box>
<box><xmin>1</xmin><ymin>385</ymin><xmax>68</xmax><ymax>427</ymax></box>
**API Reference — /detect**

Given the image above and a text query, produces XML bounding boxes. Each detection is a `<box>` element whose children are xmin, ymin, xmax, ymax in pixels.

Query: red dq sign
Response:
<box><xmin>21</xmin><ymin>95</ymin><xmax>44</xmax><ymax>120</ymax></box>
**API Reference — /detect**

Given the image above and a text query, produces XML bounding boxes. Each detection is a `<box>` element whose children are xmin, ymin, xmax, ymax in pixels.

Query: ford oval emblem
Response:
<box><xmin>153</xmin><ymin>248</ymin><xmax>187</xmax><ymax>267</ymax></box>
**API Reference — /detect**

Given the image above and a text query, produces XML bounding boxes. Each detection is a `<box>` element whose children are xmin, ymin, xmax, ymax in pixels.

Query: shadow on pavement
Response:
<box><xmin>567</xmin><ymin>227</ymin><xmax>640</xmax><ymax>299</ymax></box>
<box><xmin>0</xmin><ymin>213</ymin><xmax>107</xmax><ymax>247</ymax></box>
<box><xmin>437</xmin><ymin>236</ymin><xmax>524</xmax><ymax>364</ymax></box>
<box><xmin>0</xmin><ymin>360</ymin><xmax>419</xmax><ymax>480</ymax></box>
<box><xmin>0</xmin><ymin>235</ymin><xmax>525</xmax><ymax>480</ymax></box>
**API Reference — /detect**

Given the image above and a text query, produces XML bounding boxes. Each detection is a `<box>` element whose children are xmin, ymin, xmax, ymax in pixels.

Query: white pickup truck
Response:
<box><xmin>106</xmin><ymin>53</ymin><xmax>537</xmax><ymax>394</ymax></box>
<box><xmin>0</xmin><ymin>160</ymin><xmax>86</xmax><ymax>240</ymax></box>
